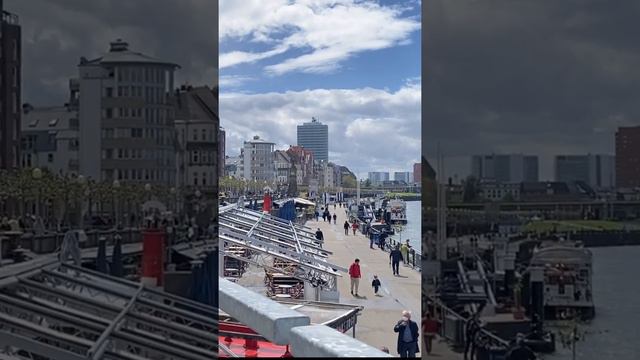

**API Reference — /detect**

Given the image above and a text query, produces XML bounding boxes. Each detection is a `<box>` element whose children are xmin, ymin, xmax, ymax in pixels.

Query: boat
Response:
<box><xmin>528</xmin><ymin>241</ymin><xmax>595</xmax><ymax>320</ymax></box>
<box><xmin>386</xmin><ymin>198</ymin><xmax>407</xmax><ymax>224</ymax></box>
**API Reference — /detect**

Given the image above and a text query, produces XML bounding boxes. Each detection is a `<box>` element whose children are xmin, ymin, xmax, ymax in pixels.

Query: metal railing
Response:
<box><xmin>426</xmin><ymin>295</ymin><xmax>510</xmax><ymax>353</ymax></box>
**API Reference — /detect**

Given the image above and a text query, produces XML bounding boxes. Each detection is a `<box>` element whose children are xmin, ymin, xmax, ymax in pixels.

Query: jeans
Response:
<box><xmin>399</xmin><ymin>341</ymin><xmax>418</xmax><ymax>358</ymax></box>
<box><xmin>392</xmin><ymin>260</ymin><xmax>400</xmax><ymax>275</ymax></box>
<box><xmin>370</xmin><ymin>238</ymin><xmax>374</xmax><ymax>248</ymax></box>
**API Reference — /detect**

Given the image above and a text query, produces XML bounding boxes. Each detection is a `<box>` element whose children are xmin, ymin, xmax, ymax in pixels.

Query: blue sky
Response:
<box><xmin>219</xmin><ymin>0</ymin><xmax>421</xmax><ymax>178</ymax></box>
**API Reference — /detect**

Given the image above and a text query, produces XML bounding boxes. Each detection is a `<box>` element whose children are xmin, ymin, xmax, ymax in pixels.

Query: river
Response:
<box><xmin>389</xmin><ymin>200</ymin><xmax>421</xmax><ymax>254</ymax></box>
<box><xmin>544</xmin><ymin>246</ymin><xmax>640</xmax><ymax>360</ymax></box>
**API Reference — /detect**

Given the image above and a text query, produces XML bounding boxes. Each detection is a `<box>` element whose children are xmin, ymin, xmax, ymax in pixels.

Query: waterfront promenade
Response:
<box><xmin>310</xmin><ymin>207</ymin><xmax>421</xmax><ymax>356</ymax></box>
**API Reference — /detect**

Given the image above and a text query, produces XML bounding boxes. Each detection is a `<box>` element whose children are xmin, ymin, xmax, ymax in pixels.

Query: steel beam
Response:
<box><xmin>219</xmin><ymin>277</ymin><xmax>310</xmax><ymax>345</ymax></box>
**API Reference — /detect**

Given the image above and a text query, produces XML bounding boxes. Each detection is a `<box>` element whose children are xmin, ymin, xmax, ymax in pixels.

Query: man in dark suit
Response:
<box><xmin>394</xmin><ymin>310</ymin><xmax>420</xmax><ymax>357</ymax></box>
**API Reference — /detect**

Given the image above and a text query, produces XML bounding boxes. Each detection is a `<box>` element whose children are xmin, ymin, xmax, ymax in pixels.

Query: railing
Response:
<box><xmin>358</xmin><ymin>221</ymin><xmax>421</xmax><ymax>270</ymax></box>
<box><xmin>426</xmin><ymin>295</ymin><xmax>511</xmax><ymax>355</ymax></box>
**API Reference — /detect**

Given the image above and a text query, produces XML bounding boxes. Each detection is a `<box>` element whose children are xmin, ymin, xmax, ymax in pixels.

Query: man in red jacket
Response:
<box><xmin>349</xmin><ymin>258</ymin><xmax>361</xmax><ymax>296</ymax></box>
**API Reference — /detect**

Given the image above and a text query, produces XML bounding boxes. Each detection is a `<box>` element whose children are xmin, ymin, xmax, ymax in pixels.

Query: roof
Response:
<box><xmin>530</xmin><ymin>245</ymin><xmax>592</xmax><ymax>265</ymax></box>
<box><xmin>81</xmin><ymin>39</ymin><xmax>180</xmax><ymax>68</ymax></box>
<box><xmin>0</xmin><ymin>261</ymin><xmax>219</xmax><ymax>359</ymax></box>
<box><xmin>21</xmin><ymin>106</ymin><xmax>77</xmax><ymax>132</ymax></box>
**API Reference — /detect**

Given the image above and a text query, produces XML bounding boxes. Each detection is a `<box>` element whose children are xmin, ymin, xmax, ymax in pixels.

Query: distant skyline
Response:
<box><xmin>424</xmin><ymin>0</ymin><xmax>639</xmax><ymax>181</ymax></box>
<box><xmin>220</xmin><ymin>0</ymin><xmax>421</xmax><ymax>179</ymax></box>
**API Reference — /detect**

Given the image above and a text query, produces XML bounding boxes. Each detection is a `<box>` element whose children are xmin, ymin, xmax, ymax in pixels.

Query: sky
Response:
<box><xmin>5</xmin><ymin>0</ymin><xmax>216</xmax><ymax>106</ymax></box>
<box><xmin>423</xmin><ymin>0</ymin><xmax>640</xmax><ymax>182</ymax></box>
<box><xmin>219</xmin><ymin>0</ymin><xmax>422</xmax><ymax>179</ymax></box>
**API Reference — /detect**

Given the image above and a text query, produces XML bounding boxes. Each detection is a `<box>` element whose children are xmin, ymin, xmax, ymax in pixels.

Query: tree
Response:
<box><xmin>364</xmin><ymin>179</ymin><xmax>371</xmax><ymax>187</ymax></box>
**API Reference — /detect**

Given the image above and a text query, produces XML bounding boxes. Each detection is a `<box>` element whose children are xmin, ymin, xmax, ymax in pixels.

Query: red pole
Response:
<box><xmin>142</xmin><ymin>228</ymin><xmax>165</xmax><ymax>286</ymax></box>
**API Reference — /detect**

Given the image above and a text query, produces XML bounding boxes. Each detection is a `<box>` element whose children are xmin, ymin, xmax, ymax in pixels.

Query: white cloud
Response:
<box><xmin>220</xmin><ymin>80</ymin><xmax>421</xmax><ymax>178</ymax></box>
<box><xmin>219</xmin><ymin>0</ymin><xmax>420</xmax><ymax>75</ymax></box>
<box><xmin>219</xmin><ymin>75</ymin><xmax>255</xmax><ymax>88</ymax></box>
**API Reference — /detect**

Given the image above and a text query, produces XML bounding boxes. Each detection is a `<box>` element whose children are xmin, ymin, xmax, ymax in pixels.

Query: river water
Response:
<box><xmin>543</xmin><ymin>246</ymin><xmax>640</xmax><ymax>360</ymax></box>
<box><xmin>390</xmin><ymin>200</ymin><xmax>421</xmax><ymax>254</ymax></box>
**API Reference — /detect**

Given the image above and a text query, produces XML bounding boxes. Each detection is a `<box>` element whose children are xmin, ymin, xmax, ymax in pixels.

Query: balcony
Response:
<box><xmin>2</xmin><ymin>11</ymin><xmax>19</xmax><ymax>25</ymax></box>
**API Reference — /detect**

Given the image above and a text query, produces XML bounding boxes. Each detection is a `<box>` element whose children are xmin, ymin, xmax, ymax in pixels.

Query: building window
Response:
<box><xmin>131</xmin><ymin>128</ymin><xmax>142</xmax><ymax>138</ymax></box>
<box><xmin>192</xmin><ymin>150</ymin><xmax>200</xmax><ymax>163</ymax></box>
<box><xmin>193</xmin><ymin>172</ymin><xmax>198</xmax><ymax>186</ymax></box>
<box><xmin>48</xmin><ymin>153</ymin><xmax>54</xmax><ymax>163</ymax></box>
<box><xmin>106</xmin><ymin>109</ymin><xmax>113</xmax><ymax>119</ymax></box>
<box><xmin>192</xmin><ymin>129</ymin><xmax>197</xmax><ymax>141</ymax></box>
<box><xmin>12</xmin><ymin>67</ymin><xmax>18</xmax><ymax>87</ymax></box>
<box><xmin>106</xmin><ymin>87</ymin><xmax>113</xmax><ymax>97</ymax></box>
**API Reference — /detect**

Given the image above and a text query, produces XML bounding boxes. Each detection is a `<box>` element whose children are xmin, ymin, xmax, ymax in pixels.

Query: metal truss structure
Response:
<box><xmin>219</xmin><ymin>207</ymin><xmax>346</xmax><ymax>291</ymax></box>
<box><xmin>0</xmin><ymin>261</ymin><xmax>227</xmax><ymax>359</ymax></box>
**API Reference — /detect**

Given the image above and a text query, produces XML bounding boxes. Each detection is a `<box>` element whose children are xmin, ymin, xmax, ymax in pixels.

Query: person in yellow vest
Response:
<box><xmin>401</xmin><ymin>241</ymin><xmax>409</xmax><ymax>264</ymax></box>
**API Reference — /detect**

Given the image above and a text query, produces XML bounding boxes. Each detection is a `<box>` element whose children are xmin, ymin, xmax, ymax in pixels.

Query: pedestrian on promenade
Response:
<box><xmin>464</xmin><ymin>310</ymin><xmax>482</xmax><ymax>360</ymax></box>
<box><xmin>322</xmin><ymin>211</ymin><xmax>327</xmax><ymax>222</ymax></box>
<box><xmin>343</xmin><ymin>221</ymin><xmax>350</xmax><ymax>235</ymax></box>
<box><xmin>314</xmin><ymin>210</ymin><xmax>319</xmax><ymax>221</ymax></box>
<box><xmin>379</xmin><ymin>232</ymin><xmax>387</xmax><ymax>250</ymax></box>
<box><xmin>401</xmin><ymin>241</ymin><xmax>409</xmax><ymax>264</ymax></box>
<box><xmin>332</xmin><ymin>214</ymin><xmax>337</xmax><ymax>224</ymax></box>
<box><xmin>390</xmin><ymin>245</ymin><xmax>403</xmax><ymax>275</ymax></box>
<box><xmin>394</xmin><ymin>310</ymin><xmax>420</xmax><ymax>358</ymax></box>
<box><xmin>327</xmin><ymin>211</ymin><xmax>331</xmax><ymax>223</ymax></box>
<box><xmin>349</xmin><ymin>259</ymin><xmax>361</xmax><ymax>296</ymax></box>
<box><xmin>423</xmin><ymin>312</ymin><xmax>439</xmax><ymax>354</ymax></box>
<box><xmin>372</xmin><ymin>275</ymin><xmax>381</xmax><ymax>296</ymax></box>
<box><xmin>351</xmin><ymin>221</ymin><xmax>358</xmax><ymax>235</ymax></box>
<box><xmin>334</xmin><ymin>203</ymin><xmax>336</xmax><ymax>210</ymax></box>
<box><xmin>315</xmin><ymin>228</ymin><xmax>324</xmax><ymax>242</ymax></box>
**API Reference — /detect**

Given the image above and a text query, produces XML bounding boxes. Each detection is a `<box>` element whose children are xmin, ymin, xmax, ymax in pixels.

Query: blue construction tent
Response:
<box><xmin>278</xmin><ymin>199</ymin><xmax>296</xmax><ymax>221</ymax></box>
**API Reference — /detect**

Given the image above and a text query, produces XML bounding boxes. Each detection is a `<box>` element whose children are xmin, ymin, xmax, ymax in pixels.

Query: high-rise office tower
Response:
<box><xmin>616</xmin><ymin>126</ymin><xmax>640</xmax><ymax>188</ymax></box>
<box><xmin>297</xmin><ymin>117</ymin><xmax>328</xmax><ymax>163</ymax></box>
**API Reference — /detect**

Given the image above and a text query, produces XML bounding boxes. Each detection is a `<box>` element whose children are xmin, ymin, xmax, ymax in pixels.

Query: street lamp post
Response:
<box><xmin>77</xmin><ymin>175</ymin><xmax>86</xmax><ymax>229</ymax></box>
<box><xmin>32</xmin><ymin>168</ymin><xmax>43</xmax><ymax>221</ymax></box>
<box><xmin>113</xmin><ymin>180</ymin><xmax>120</xmax><ymax>228</ymax></box>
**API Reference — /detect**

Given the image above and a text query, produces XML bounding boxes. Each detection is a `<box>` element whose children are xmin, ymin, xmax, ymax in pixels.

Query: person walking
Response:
<box><xmin>348</xmin><ymin>259</ymin><xmax>362</xmax><ymax>296</ymax></box>
<box><xmin>394</xmin><ymin>310</ymin><xmax>420</xmax><ymax>358</ymax></box>
<box><xmin>423</xmin><ymin>312</ymin><xmax>439</xmax><ymax>354</ymax></box>
<box><xmin>332</xmin><ymin>213</ymin><xmax>337</xmax><ymax>224</ymax></box>
<box><xmin>351</xmin><ymin>221</ymin><xmax>358</xmax><ymax>235</ymax></box>
<box><xmin>322</xmin><ymin>211</ymin><xmax>327</xmax><ymax>222</ymax></box>
<box><xmin>344</xmin><ymin>221</ymin><xmax>350</xmax><ymax>235</ymax></box>
<box><xmin>315</xmin><ymin>228</ymin><xmax>324</xmax><ymax>242</ymax></box>
<box><xmin>379</xmin><ymin>232</ymin><xmax>387</xmax><ymax>250</ymax></box>
<box><xmin>372</xmin><ymin>275</ymin><xmax>381</xmax><ymax>296</ymax></box>
<box><xmin>314</xmin><ymin>210</ymin><xmax>319</xmax><ymax>221</ymax></box>
<box><xmin>464</xmin><ymin>311</ymin><xmax>482</xmax><ymax>360</ymax></box>
<box><xmin>390</xmin><ymin>245</ymin><xmax>403</xmax><ymax>276</ymax></box>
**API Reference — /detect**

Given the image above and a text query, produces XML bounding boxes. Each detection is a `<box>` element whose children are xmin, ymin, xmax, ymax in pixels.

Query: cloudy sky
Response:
<box><xmin>424</xmin><ymin>0</ymin><xmax>640</xmax><ymax>181</ymax></box>
<box><xmin>5</xmin><ymin>0</ymin><xmax>216</xmax><ymax>106</ymax></box>
<box><xmin>220</xmin><ymin>0</ymin><xmax>421</xmax><ymax>179</ymax></box>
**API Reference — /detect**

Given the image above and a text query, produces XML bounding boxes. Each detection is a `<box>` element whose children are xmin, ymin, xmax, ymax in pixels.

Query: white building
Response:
<box><xmin>241</xmin><ymin>135</ymin><xmax>275</xmax><ymax>182</ymax></box>
<box><xmin>174</xmin><ymin>86</ymin><xmax>219</xmax><ymax>190</ymax></box>
<box><xmin>274</xmin><ymin>150</ymin><xmax>292</xmax><ymax>185</ymax></box>
<box><xmin>21</xmin><ymin>105</ymin><xmax>79</xmax><ymax>176</ymax></box>
<box><xmin>368</xmin><ymin>171</ymin><xmax>389</xmax><ymax>185</ymax></box>
<box><xmin>77</xmin><ymin>39</ymin><xmax>179</xmax><ymax>184</ymax></box>
<box><xmin>479</xmin><ymin>181</ymin><xmax>521</xmax><ymax>201</ymax></box>
<box><xmin>393</xmin><ymin>171</ymin><xmax>412</xmax><ymax>183</ymax></box>
<box><xmin>555</xmin><ymin>154</ymin><xmax>615</xmax><ymax>189</ymax></box>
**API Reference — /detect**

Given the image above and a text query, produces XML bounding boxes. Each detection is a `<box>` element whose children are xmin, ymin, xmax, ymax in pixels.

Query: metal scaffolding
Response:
<box><xmin>218</xmin><ymin>207</ymin><xmax>346</xmax><ymax>291</ymax></box>
<box><xmin>0</xmin><ymin>261</ymin><xmax>225</xmax><ymax>359</ymax></box>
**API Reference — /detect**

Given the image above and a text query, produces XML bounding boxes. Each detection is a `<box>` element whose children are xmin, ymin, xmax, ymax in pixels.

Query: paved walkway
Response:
<box><xmin>310</xmin><ymin>206</ymin><xmax>421</xmax><ymax>357</ymax></box>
